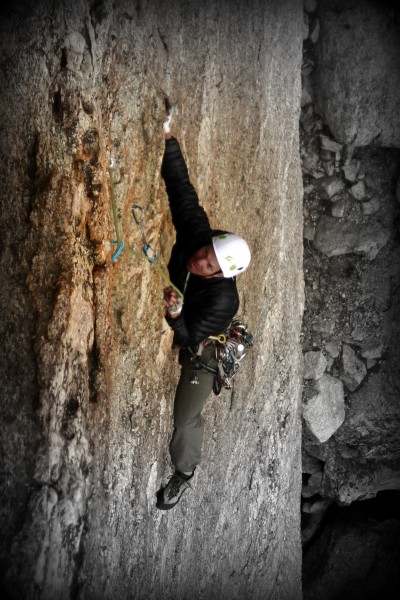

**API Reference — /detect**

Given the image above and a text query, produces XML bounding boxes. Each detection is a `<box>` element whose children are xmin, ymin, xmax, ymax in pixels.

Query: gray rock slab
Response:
<box><xmin>360</xmin><ymin>342</ymin><xmax>384</xmax><ymax>360</ymax></box>
<box><xmin>302</xmin><ymin>374</ymin><xmax>345</xmax><ymax>443</ymax></box>
<box><xmin>331</xmin><ymin>197</ymin><xmax>347</xmax><ymax>218</ymax></box>
<box><xmin>323</xmin><ymin>455</ymin><xmax>400</xmax><ymax>505</ymax></box>
<box><xmin>318</xmin><ymin>176</ymin><xmax>346</xmax><ymax>199</ymax></box>
<box><xmin>340</xmin><ymin>344</ymin><xmax>367</xmax><ymax>392</ymax></box>
<box><xmin>310</xmin><ymin>318</ymin><xmax>335</xmax><ymax>335</ymax></box>
<box><xmin>334</xmin><ymin>372</ymin><xmax>400</xmax><ymax>462</ymax></box>
<box><xmin>351</xmin><ymin>325</ymin><xmax>367</xmax><ymax>342</ymax></box>
<box><xmin>325</xmin><ymin>341</ymin><xmax>340</xmax><ymax>358</ymax></box>
<box><xmin>304</xmin><ymin>350</ymin><xmax>328</xmax><ymax>380</ymax></box>
<box><xmin>320</xmin><ymin>135</ymin><xmax>342</xmax><ymax>154</ymax></box>
<box><xmin>323</xmin><ymin>160</ymin><xmax>335</xmax><ymax>177</ymax></box>
<box><xmin>342</xmin><ymin>161</ymin><xmax>359</xmax><ymax>183</ymax></box>
<box><xmin>313</xmin><ymin>215</ymin><xmax>390</xmax><ymax>260</ymax></box>
<box><xmin>362</xmin><ymin>197</ymin><xmax>380</xmax><ymax>216</ymax></box>
<box><xmin>304</xmin><ymin>222</ymin><xmax>316</xmax><ymax>241</ymax></box>
<box><xmin>349</xmin><ymin>180</ymin><xmax>366</xmax><ymax>201</ymax></box>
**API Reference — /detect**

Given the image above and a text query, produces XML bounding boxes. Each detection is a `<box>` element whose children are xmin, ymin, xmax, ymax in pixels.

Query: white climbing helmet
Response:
<box><xmin>212</xmin><ymin>233</ymin><xmax>251</xmax><ymax>277</ymax></box>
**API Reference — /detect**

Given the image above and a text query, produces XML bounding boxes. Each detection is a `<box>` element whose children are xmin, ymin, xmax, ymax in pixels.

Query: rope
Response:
<box><xmin>109</xmin><ymin>167</ymin><xmax>184</xmax><ymax>299</ymax></box>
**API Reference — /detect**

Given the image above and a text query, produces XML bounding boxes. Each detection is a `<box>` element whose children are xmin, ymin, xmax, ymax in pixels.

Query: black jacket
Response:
<box><xmin>161</xmin><ymin>138</ymin><xmax>239</xmax><ymax>347</ymax></box>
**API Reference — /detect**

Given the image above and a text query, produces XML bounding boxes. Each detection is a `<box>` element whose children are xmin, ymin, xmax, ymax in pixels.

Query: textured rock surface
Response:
<box><xmin>0</xmin><ymin>1</ymin><xmax>304</xmax><ymax>598</ymax></box>
<box><xmin>302</xmin><ymin>374</ymin><xmax>345</xmax><ymax>443</ymax></box>
<box><xmin>313</xmin><ymin>215</ymin><xmax>390</xmax><ymax>260</ymax></box>
<box><xmin>314</xmin><ymin>0</ymin><xmax>400</xmax><ymax>147</ymax></box>
<box><xmin>340</xmin><ymin>343</ymin><xmax>367</xmax><ymax>392</ymax></box>
<box><xmin>303</xmin><ymin>350</ymin><xmax>327</xmax><ymax>380</ymax></box>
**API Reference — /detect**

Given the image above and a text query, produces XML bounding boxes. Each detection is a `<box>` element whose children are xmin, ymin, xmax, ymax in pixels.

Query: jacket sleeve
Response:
<box><xmin>161</xmin><ymin>138</ymin><xmax>212</xmax><ymax>247</ymax></box>
<box><xmin>166</xmin><ymin>283</ymin><xmax>239</xmax><ymax>347</ymax></box>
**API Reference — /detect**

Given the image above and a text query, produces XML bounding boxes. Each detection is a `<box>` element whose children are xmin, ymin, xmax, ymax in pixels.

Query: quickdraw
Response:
<box><xmin>109</xmin><ymin>167</ymin><xmax>183</xmax><ymax>299</ymax></box>
<box><xmin>131</xmin><ymin>204</ymin><xmax>158</xmax><ymax>265</ymax></box>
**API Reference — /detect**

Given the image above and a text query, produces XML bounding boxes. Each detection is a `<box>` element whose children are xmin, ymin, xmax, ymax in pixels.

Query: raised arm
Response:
<box><xmin>161</xmin><ymin>138</ymin><xmax>212</xmax><ymax>248</ymax></box>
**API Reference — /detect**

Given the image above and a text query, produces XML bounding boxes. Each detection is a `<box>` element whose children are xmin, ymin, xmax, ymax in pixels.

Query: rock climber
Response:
<box><xmin>156</xmin><ymin>101</ymin><xmax>251</xmax><ymax>510</ymax></box>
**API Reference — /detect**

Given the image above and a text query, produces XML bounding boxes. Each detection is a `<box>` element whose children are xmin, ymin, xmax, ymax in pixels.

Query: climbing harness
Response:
<box><xmin>109</xmin><ymin>167</ymin><xmax>183</xmax><ymax>299</ymax></box>
<box><xmin>188</xmin><ymin>319</ymin><xmax>254</xmax><ymax>395</ymax></box>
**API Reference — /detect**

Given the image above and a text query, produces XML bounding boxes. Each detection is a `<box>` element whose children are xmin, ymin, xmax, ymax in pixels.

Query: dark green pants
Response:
<box><xmin>169</xmin><ymin>347</ymin><xmax>217</xmax><ymax>473</ymax></box>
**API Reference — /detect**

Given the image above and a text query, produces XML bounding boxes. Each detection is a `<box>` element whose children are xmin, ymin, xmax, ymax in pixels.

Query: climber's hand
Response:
<box><xmin>163</xmin><ymin>287</ymin><xmax>182</xmax><ymax>318</ymax></box>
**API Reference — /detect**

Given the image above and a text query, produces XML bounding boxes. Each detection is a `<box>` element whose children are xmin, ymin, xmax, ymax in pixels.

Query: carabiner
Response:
<box><xmin>112</xmin><ymin>240</ymin><xmax>124</xmax><ymax>262</ymax></box>
<box><xmin>208</xmin><ymin>334</ymin><xmax>227</xmax><ymax>345</ymax></box>
<box><xmin>142</xmin><ymin>243</ymin><xmax>158</xmax><ymax>265</ymax></box>
<box><xmin>131</xmin><ymin>204</ymin><xmax>144</xmax><ymax>225</ymax></box>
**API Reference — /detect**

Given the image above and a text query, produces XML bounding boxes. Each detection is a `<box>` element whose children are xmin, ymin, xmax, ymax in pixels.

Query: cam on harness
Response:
<box><xmin>188</xmin><ymin>319</ymin><xmax>254</xmax><ymax>395</ymax></box>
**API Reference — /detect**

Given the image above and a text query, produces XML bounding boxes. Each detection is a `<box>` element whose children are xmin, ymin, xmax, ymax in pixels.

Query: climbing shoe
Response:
<box><xmin>156</xmin><ymin>470</ymin><xmax>194</xmax><ymax>510</ymax></box>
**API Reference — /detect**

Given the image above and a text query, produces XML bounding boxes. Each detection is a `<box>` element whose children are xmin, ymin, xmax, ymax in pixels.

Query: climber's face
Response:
<box><xmin>186</xmin><ymin>244</ymin><xmax>223</xmax><ymax>278</ymax></box>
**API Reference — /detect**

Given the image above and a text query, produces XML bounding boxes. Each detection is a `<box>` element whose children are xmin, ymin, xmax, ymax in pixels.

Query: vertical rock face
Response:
<box><xmin>0</xmin><ymin>1</ymin><xmax>304</xmax><ymax>599</ymax></box>
<box><xmin>314</xmin><ymin>0</ymin><xmax>400</xmax><ymax>147</ymax></box>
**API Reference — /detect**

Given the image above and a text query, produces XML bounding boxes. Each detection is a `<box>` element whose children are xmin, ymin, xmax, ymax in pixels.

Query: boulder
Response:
<box><xmin>314</xmin><ymin>0</ymin><xmax>400</xmax><ymax>147</ymax></box>
<box><xmin>303</xmin><ymin>350</ymin><xmax>328</xmax><ymax>380</ymax></box>
<box><xmin>331</xmin><ymin>197</ymin><xmax>347</xmax><ymax>218</ymax></box>
<box><xmin>333</xmin><ymin>372</ymin><xmax>400</xmax><ymax>462</ymax></box>
<box><xmin>304</xmin><ymin>222</ymin><xmax>316</xmax><ymax>241</ymax></box>
<box><xmin>302</xmin><ymin>374</ymin><xmax>345</xmax><ymax>443</ymax></box>
<box><xmin>340</xmin><ymin>344</ymin><xmax>367</xmax><ymax>392</ymax></box>
<box><xmin>322</xmin><ymin>454</ymin><xmax>400</xmax><ymax>505</ymax></box>
<box><xmin>325</xmin><ymin>341</ymin><xmax>340</xmax><ymax>359</ymax></box>
<box><xmin>348</xmin><ymin>180</ymin><xmax>366</xmax><ymax>201</ymax></box>
<box><xmin>342</xmin><ymin>161</ymin><xmax>360</xmax><ymax>183</ymax></box>
<box><xmin>313</xmin><ymin>215</ymin><xmax>390</xmax><ymax>260</ymax></box>
<box><xmin>320</xmin><ymin>135</ymin><xmax>342</xmax><ymax>154</ymax></box>
<box><xmin>350</xmin><ymin>325</ymin><xmax>367</xmax><ymax>342</ymax></box>
<box><xmin>310</xmin><ymin>318</ymin><xmax>335</xmax><ymax>335</ymax></box>
<box><xmin>360</xmin><ymin>342</ymin><xmax>384</xmax><ymax>360</ymax></box>
<box><xmin>318</xmin><ymin>176</ymin><xmax>346</xmax><ymax>199</ymax></box>
<box><xmin>362</xmin><ymin>197</ymin><xmax>380</xmax><ymax>216</ymax></box>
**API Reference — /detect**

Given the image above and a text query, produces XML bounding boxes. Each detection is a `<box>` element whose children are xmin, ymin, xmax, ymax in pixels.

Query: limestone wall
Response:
<box><xmin>0</xmin><ymin>1</ymin><xmax>304</xmax><ymax>598</ymax></box>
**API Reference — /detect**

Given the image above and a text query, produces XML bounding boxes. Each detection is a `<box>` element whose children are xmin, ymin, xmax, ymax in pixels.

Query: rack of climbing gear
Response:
<box><xmin>109</xmin><ymin>166</ymin><xmax>183</xmax><ymax>299</ymax></box>
<box><xmin>188</xmin><ymin>319</ymin><xmax>254</xmax><ymax>394</ymax></box>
